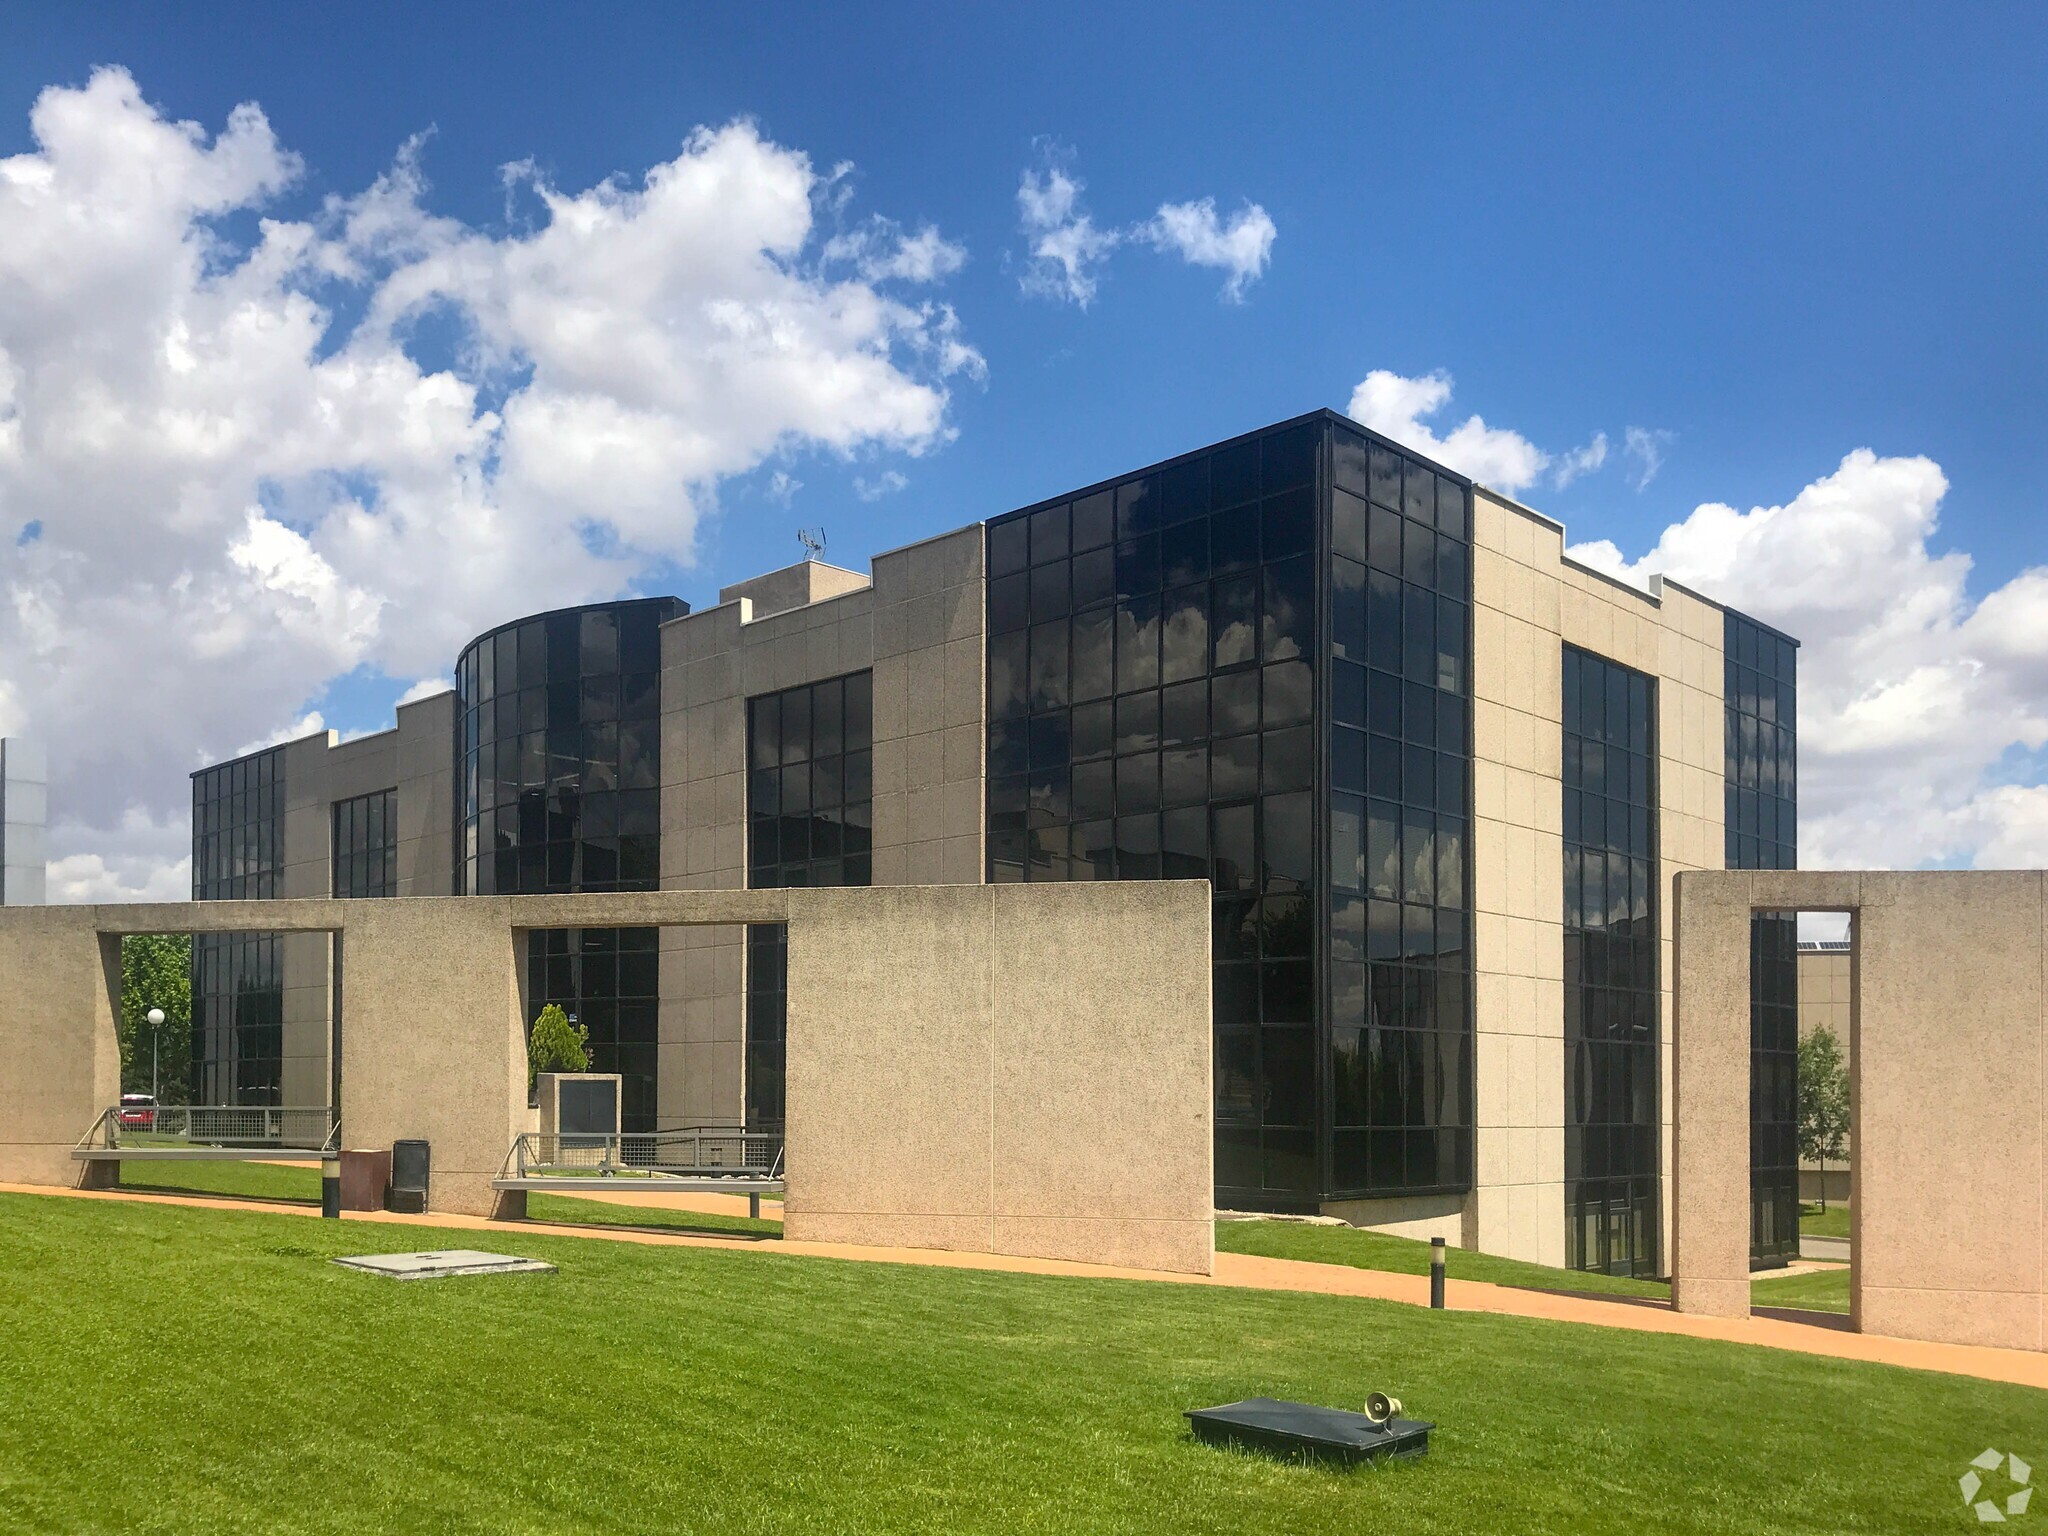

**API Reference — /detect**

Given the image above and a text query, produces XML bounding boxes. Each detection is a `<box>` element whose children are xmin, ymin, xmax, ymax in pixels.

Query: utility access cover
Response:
<box><xmin>332</xmin><ymin>1249</ymin><xmax>556</xmax><ymax>1280</ymax></box>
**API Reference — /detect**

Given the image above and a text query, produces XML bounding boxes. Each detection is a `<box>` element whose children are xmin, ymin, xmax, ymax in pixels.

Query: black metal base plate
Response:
<box><xmin>1186</xmin><ymin>1398</ymin><xmax>1433</xmax><ymax>1465</ymax></box>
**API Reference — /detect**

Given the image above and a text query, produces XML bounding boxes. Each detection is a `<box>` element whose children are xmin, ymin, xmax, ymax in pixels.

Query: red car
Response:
<box><xmin>117</xmin><ymin>1093</ymin><xmax>157</xmax><ymax>1131</ymax></box>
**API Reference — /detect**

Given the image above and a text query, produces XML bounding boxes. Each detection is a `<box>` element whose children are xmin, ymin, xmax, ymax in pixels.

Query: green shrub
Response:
<box><xmin>527</xmin><ymin>1004</ymin><xmax>590</xmax><ymax>1085</ymax></box>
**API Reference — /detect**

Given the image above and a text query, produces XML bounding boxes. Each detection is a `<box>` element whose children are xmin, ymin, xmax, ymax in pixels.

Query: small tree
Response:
<box><xmin>120</xmin><ymin>933</ymin><xmax>192</xmax><ymax>1104</ymax></box>
<box><xmin>1798</xmin><ymin>1024</ymin><xmax>1850</xmax><ymax>1212</ymax></box>
<box><xmin>527</xmin><ymin>1004</ymin><xmax>590</xmax><ymax>1086</ymax></box>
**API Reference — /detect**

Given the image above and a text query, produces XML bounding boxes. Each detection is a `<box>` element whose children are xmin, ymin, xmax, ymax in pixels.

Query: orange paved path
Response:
<box><xmin>5</xmin><ymin>1181</ymin><xmax>2041</xmax><ymax>1392</ymax></box>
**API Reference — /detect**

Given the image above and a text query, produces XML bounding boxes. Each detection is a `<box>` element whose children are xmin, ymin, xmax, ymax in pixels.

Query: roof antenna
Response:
<box><xmin>798</xmin><ymin>527</ymin><xmax>826</xmax><ymax>563</ymax></box>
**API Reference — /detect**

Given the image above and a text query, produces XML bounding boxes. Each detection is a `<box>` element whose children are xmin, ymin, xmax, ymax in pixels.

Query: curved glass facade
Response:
<box><xmin>456</xmin><ymin>596</ymin><xmax>686</xmax><ymax>1130</ymax></box>
<box><xmin>456</xmin><ymin>597</ymin><xmax>681</xmax><ymax>896</ymax></box>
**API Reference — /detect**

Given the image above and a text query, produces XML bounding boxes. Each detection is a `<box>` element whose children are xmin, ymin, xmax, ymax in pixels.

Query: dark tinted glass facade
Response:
<box><xmin>984</xmin><ymin>413</ymin><xmax>1474</xmax><ymax>1208</ymax></box>
<box><xmin>193</xmin><ymin>750</ymin><xmax>283</xmax><ymax>902</ymax></box>
<box><xmin>457</xmin><ymin>598</ymin><xmax>680</xmax><ymax>896</ymax></box>
<box><xmin>191</xmin><ymin>748</ymin><xmax>286</xmax><ymax>1104</ymax></box>
<box><xmin>525</xmin><ymin>927</ymin><xmax>661</xmax><ymax>1130</ymax></box>
<box><xmin>745</xmin><ymin>671</ymin><xmax>875</xmax><ymax>1131</ymax></box>
<box><xmin>1562</xmin><ymin>646</ymin><xmax>1660</xmax><ymax>1277</ymax></box>
<box><xmin>1724</xmin><ymin>610</ymin><xmax>1800</xmax><ymax>1265</ymax></box>
<box><xmin>456</xmin><ymin>597</ymin><xmax>684</xmax><ymax>1132</ymax></box>
<box><xmin>1327</xmin><ymin>424</ymin><xmax>1474</xmax><ymax>1198</ymax></box>
<box><xmin>192</xmin><ymin>932</ymin><xmax>282</xmax><ymax>1105</ymax></box>
<box><xmin>331</xmin><ymin>789</ymin><xmax>397</xmax><ymax>898</ymax></box>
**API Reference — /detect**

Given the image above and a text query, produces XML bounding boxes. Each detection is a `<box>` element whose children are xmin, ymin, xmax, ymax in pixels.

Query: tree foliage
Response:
<box><xmin>527</xmin><ymin>1003</ymin><xmax>590</xmax><ymax>1084</ymax></box>
<box><xmin>1797</xmin><ymin>1024</ymin><xmax>1850</xmax><ymax>1210</ymax></box>
<box><xmin>119</xmin><ymin>933</ymin><xmax>192</xmax><ymax>1103</ymax></box>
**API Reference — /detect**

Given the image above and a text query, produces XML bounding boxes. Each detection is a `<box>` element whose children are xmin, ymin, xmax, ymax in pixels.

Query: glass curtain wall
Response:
<box><xmin>982</xmin><ymin>412</ymin><xmax>1474</xmax><ymax>1208</ymax></box>
<box><xmin>331</xmin><ymin>789</ymin><xmax>397</xmax><ymax>898</ymax></box>
<box><xmin>455</xmin><ymin>597</ymin><xmax>683</xmax><ymax>1131</ymax></box>
<box><xmin>190</xmin><ymin>748</ymin><xmax>286</xmax><ymax>1104</ymax></box>
<box><xmin>1724</xmin><ymin>610</ymin><xmax>1800</xmax><ymax>1264</ymax></box>
<box><xmin>744</xmin><ymin>671</ymin><xmax>874</xmax><ymax>1132</ymax></box>
<box><xmin>1562</xmin><ymin>646</ymin><xmax>1661</xmax><ymax>1276</ymax></box>
<box><xmin>1326</xmin><ymin>425</ymin><xmax>1473</xmax><ymax>1199</ymax></box>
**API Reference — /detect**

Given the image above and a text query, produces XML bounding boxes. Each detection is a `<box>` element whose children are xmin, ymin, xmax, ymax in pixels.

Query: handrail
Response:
<box><xmin>501</xmin><ymin>1128</ymin><xmax>784</xmax><ymax>1181</ymax></box>
<box><xmin>79</xmin><ymin>1104</ymin><xmax>340</xmax><ymax>1153</ymax></box>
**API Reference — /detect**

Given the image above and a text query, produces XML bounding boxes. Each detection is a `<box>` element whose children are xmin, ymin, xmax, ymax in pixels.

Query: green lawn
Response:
<box><xmin>103</xmin><ymin>1170</ymin><xmax>1851</xmax><ymax>1317</ymax></box>
<box><xmin>1219</xmin><ymin>1221</ymin><xmax>1854</xmax><ymax>1315</ymax></box>
<box><xmin>1752</xmin><ymin>1267</ymin><xmax>1852</xmax><ymax>1315</ymax></box>
<box><xmin>1216</xmin><ymin>1220</ymin><xmax>1667</xmax><ymax>1300</ymax></box>
<box><xmin>525</xmin><ymin>1190</ymin><xmax>783</xmax><ymax>1238</ymax></box>
<box><xmin>0</xmin><ymin>1194</ymin><xmax>2029</xmax><ymax>1535</ymax></box>
<box><xmin>117</xmin><ymin>1158</ymin><xmax>322</xmax><ymax>1203</ymax></box>
<box><xmin>1799</xmin><ymin>1202</ymin><xmax>1851</xmax><ymax>1240</ymax></box>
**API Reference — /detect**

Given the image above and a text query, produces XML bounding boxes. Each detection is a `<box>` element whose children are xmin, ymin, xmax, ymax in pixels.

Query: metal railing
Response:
<box><xmin>501</xmin><ymin>1127</ymin><xmax>783</xmax><ymax>1182</ymax></box>
<box><xmin>76</xmin><ymin>1105</ymin><xmax>340</xmax><ymax>1154</ymax></box>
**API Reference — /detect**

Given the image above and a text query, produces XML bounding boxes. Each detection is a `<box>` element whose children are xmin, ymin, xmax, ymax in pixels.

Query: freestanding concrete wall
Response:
<box><xmin>0</xmin><ymin>908</ymin><xmax>119</xmax><ymax>1184</ymax></box>
<box><xmin>782</xmin><ymin>882</ymin><xmax>1213</xmax><ymax>1274</ymax></box>
<box><xmin>0</xmin><ymin>885</ymin><xmax>1214</xmax><ymax>1273</ymax></box>
<box><xmin>1673</xmin><ymin>870</ymin><xmax>2047</xmax><ymax>1353</ymax></box>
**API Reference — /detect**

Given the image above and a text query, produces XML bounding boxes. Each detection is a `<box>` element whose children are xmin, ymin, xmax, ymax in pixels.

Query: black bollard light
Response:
<box><xmin>321</xmin><ymin>1155</ymin><xmax>341</xmax><ymax>1220</ymax></box>
<box><xmin>1429</xmin><ymin>1236</ymin><xmax>1445</xmax><ymax>1309</ymax></box>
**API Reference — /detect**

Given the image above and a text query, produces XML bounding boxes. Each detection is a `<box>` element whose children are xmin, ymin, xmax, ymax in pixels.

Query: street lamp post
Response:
<box><xmin>146</xmin><ymin>1007</ymin><xmax>165</xmax><ymax>1102</ymax></box>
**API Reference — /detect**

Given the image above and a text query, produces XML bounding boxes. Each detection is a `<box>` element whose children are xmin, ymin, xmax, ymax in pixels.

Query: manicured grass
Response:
<box><xmin>1799</xmin><ymin>1202</ymin><xmax>1851</xmax><ymax>1240</ymax></box>
<box><xmin>0</xmin><ymin>1194</ymin><xmax>2033</xmax><ymax>1535</ymax></box>
<box><xmin>1752</xmin><ymin>1266</ymin><xmax>1852</xmax><ymax>1315</ymax></box>
<box><xmin>117</xmin><ymin>1158</ymin><xmax>322</xmax><ymax>1203</ymax></box>
<box><xmin>107</xmin><ymin>1159</ymin><xmax>787</xmax><ymax>1236</ymax></box>
<box><xmin>1216</xmin><ymin>1220</ymin><xmax>1667</xmax><ymax>1300</ymax></box>
<box><xmin>1218</xmin><ymin>1221</ymin><xmax>1856</xmax><ymax>1317</ymax></box>
<box><xmin>525</xmin><ymin>1191</ymin><xmax>783</xmax><ymax>1237</ymax></box>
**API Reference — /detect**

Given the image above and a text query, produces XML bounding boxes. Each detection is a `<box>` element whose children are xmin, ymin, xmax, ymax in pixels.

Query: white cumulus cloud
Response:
<box><xmin>1016</xmin><ymin>149</ymin><xmax>1277</xmax><ymax>306</ymax></box>
<box><xmin>1567</xmin><ymin>448</ymin><xmax>2048</xmax><ymax>870</ymax></box>
<box><xmin>1624</xmin><ymin>425</ymin><xmax>1674</xmax><ymax>489</ymax></box>
<box><xmin>1551</xmin><ymin>432</ymin><xmax>1610</xmax><ymax>491</ymax></box>
<box><xmin>0</xmin><ymin>67</ymin><xmax>978</xmax><ymax>899</ymax></box>
<box><xmin>1017</xmin><ymin>165</ymin><xmax>1122</xmax><ymax>306</ymax></box>
<box><xmin>1139</xmin><ymin>198</ymin><xmax>1276</xmax><ymax>302</ymax></box>
<box><xmin>1347</xmin><ymin>370</ymin><xmax>1554</xmax><ymax>494</ymax></box>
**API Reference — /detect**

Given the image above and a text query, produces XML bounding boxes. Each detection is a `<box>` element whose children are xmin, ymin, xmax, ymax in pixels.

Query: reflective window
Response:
<box><xmin>1328</xmin><ymin>424</ymin><xmax>1473</xmax><ymax>1200</ymax></box>
<box><xmin>523</xmin><ymin>928</ymin><xmax>660</xmax><ymax>1132</ymax></box>
<box><xmin>456</xmin><ymin>598</ymin><xmax>683</xmax><ymax>1132</ymax></box>
<box><xmin>988</xmin><ymin>415</ymin><xmax>1474</xmax><ymax>1205</ymax></box>
<box><xmin>1724</xmin><ymin>609</ymin><xmax>1800</xmax><ymax>1263</ymax></box>
<box><xmin>746</xmin><ymin>671</ymin><xmax>874</xmax><ymax>1132</ymax></box>
<box><xmin>191</xmin><ymin>748</ymin><xmax>284</xmax><ymax>902</ymax></box>
<box><xmin>1562</xmin><ymin>645</ymin><xmax>1660</xmax><ymax>1278</ymax></box>
<box><xmin>331</xmin><ymin>789</ymin><xmax>396</xmax><ymax>899</ymax></box>
<box><xmin>456</xmin><ymin>599</ymin><xmax>679</xmax><ymax>899</ymax></box>
<box><xmin>190</xmin><ymin>748</ymin><xmax>286</xmax><ymax>1105</ymax></box>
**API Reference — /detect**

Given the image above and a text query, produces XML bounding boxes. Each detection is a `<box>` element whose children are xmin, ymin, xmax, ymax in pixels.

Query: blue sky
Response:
<box><xmin>1</xmin><ymin>2</ymin><xmax>2045</xmax><ymax>894</ymax></box>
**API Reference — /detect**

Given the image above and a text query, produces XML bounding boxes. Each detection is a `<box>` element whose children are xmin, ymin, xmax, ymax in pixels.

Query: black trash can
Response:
<box><xmin>388</xmin><ymin>1138</ymin><xmax>430</xmax><ymax>1214</ymax></box>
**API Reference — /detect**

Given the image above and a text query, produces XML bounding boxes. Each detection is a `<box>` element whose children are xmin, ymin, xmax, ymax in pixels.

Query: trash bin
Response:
<box><xmin>388</xmin><ymin>1138</ymin><xmax>430</xmax><ymax>1214</ymax></box>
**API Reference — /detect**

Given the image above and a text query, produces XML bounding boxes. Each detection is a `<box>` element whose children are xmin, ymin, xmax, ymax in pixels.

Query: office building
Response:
<box><xmin>0</xmin><ymin>738</ymin><xmax>46</xmax><ymax>906</ymax></box>
<box><xmin>189</xmin><ymin>409</ymin><xmax>1797</xmax><ymax>1275</ymax></box>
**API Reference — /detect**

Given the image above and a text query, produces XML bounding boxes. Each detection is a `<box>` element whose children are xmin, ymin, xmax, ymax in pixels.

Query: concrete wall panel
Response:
<box><xmin>0</xmin><ymin>884</ymin><xmax>1208</xmax><ymax>1268</ymax></box>
<box><xmin>0</xmin><ymin>912</ymin><xmax>117</xmax><ymax>1183</ymax></box>
<box><xmin>783</xmin><ymin>881</ymin><xmax>1213</xmax><ymax>1274</ymax></box>
<box><xmin>1673</xmin><ymin>869</ymin><xmax>2047</xmax><ymax>1352</ymax></box>
<box><xmin>340</xmin><ymin>899</ymin><xmax>527</xmax><ymax>1217</ymax></box>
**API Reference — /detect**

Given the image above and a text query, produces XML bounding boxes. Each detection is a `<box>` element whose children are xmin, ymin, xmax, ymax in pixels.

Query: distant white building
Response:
<box><xmin>0</xmin><ymin>739</ymin><xmax>47</xmax><ymax>906</ymax></box>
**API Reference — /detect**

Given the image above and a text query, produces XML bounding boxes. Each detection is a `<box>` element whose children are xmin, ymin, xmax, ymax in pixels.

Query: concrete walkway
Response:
<box><xmin>1801</xmin><ymin>1235</ymin><xmax>1852</xmax><ymax>1263</ymax></box>
<box><xmin>4</xmin><ymin>1182</ymin><xmax>2041</xmax><ymax>1392</ymax></box>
